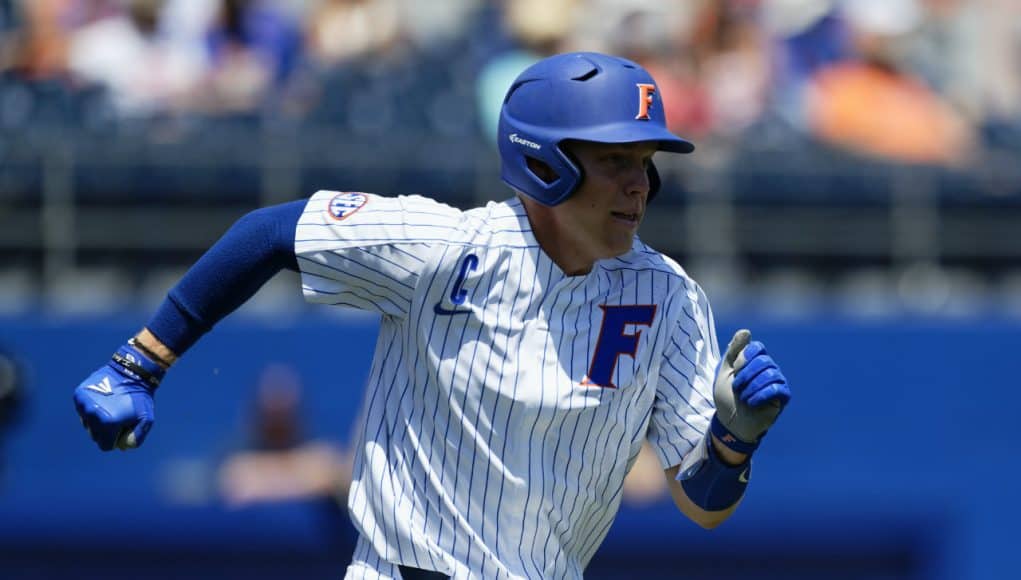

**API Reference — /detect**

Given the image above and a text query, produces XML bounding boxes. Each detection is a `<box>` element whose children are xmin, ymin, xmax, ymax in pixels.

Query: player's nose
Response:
<box><xmin>623</xmin><ymin>163</ymin><xmax>651</xmax><ymax>200</ymax></box>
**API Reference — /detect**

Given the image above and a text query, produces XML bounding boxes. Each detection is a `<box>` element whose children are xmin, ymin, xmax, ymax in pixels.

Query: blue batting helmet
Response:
<box><xmin>498</xmin><ymin>52</ymin><xmax>694</xmax><ymax>206</ymax></box>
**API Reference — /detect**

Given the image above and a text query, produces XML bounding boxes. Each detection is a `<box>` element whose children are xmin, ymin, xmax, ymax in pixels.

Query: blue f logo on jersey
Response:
<box><xmin>583</xmin><ymin>305</ymin><xmax>657</xmax><ymax>388</ymax></box>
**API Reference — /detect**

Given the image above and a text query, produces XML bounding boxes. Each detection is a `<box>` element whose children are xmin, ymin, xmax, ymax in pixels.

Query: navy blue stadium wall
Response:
<box><xmin>0</xmin><ymin>313</ymin><xmax>1016</xmax><ymax>580</ymax></box>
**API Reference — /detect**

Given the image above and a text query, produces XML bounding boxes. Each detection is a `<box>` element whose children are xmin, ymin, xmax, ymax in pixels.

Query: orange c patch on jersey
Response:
<box><xmin>327</xmin><ymin>192</ymin><xmax>369</xmax><ymax>221</ymax></box>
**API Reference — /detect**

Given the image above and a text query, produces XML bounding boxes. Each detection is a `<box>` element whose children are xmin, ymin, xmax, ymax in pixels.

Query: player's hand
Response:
<box><xmin>711</xmin><ymin>329</ymin><xmax>791</xmax><ymax>454</ymax></box>
<box><xmin>72</xmin><ymin>342</ymin><xmax>165</xmax><ymax>451</ymax></box>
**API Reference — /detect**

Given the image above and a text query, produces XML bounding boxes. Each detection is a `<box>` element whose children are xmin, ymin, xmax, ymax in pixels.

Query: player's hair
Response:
<box><xmin>498</xmin><ymin>52</ymin><xmax>695</xmax><ymax>206</ymax></box>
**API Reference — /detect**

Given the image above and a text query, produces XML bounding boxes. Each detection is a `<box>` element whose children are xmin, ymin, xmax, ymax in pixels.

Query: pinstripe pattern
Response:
<box><xmin>295</xmin><ymin>191</ymin><xmax>718</xmax><ymax>579</ymax></box>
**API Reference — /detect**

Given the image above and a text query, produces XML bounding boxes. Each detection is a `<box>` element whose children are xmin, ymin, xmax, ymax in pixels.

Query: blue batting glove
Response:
<box><xmin>72</xmin><ymin>342</ymin><xmax>165</xmax><ymax>451</ymax></box>
<box><xmin>731</xmin><ymin>341</ymin><xmax>791</xmax><ymax>408</ymax></box>
<box><xmin>711</xmin><ymin>330</ymin><xmax>791</xmax><ymax>454</ymax></box>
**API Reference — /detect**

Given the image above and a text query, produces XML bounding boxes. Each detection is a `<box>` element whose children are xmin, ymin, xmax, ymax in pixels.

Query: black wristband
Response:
<box><xmin>111</xmin><ymin>344</ymin><xmax>165</xmax><ymax>389</ymax></box>
<box><xmin>128</xmin><ymin>337</ymin><xmax>171</xmax><ymax>368</ymax></box>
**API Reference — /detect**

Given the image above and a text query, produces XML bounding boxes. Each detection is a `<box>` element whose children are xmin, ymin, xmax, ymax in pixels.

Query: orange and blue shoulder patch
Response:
<box><xmin>327</xmin><ymin>192</ymin><xmax>369</xmax><ymax>221</ymax></box>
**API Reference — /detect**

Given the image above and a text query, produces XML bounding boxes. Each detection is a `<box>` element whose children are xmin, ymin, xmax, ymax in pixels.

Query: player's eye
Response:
<box><xmin>602</xmin><ymin>154</ymin><xmax>631</xmax><ymax>169</ymax></box>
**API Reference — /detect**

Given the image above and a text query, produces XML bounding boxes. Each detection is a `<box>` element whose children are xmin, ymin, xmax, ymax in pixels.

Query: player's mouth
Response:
<box><xmin>611</xmin><ymin>211</ymin><xmax>641</xmax><ymax>226</ymax></box>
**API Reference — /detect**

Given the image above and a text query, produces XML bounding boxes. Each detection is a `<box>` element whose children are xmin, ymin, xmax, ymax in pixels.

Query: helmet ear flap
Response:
<box><xmin>558</xmin><ymin>142</ymin><xmax>585</xmax><ymax>199</ymax></box>
<box><xmin>524</xmin><ymin>156</ymin><xmax>558</xmax><ymax>185</ymax></box>
<box><xmin>526</xmin><ymin>145</ymin><xmax>662</xmax><ymax>203</ymax></box>
<box><xmin>647</xmin><ymin>161</ymin><xmax>661</xmax><ymax>202</ymax></box>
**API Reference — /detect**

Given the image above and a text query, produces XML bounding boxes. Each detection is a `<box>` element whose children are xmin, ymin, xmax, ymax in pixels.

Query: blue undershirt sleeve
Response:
<box><xmin>146</xmin><ymin>198</ymin><xmax>306</xmax><ymax>355</ymax></box>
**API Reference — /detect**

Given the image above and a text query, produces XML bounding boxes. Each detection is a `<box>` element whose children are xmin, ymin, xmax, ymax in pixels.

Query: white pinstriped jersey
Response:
<box><xmin>295</xmin><ymin>190</ymin><xmax>720</xmax><ymax>580</ymax></box>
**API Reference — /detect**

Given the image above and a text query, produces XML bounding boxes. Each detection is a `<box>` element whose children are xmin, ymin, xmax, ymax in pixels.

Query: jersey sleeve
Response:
<box><xmin>294</xmin><ymin>190</ymin><xmax>462</xmax><ymax>318</ymax></box>
<box><xmin>646</xmin><ymin>280</ymin><xmax>720</xmax><ymax>469</ymax></box>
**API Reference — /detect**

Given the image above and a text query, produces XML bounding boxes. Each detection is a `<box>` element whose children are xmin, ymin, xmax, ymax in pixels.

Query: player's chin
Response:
<box><xmin>601</xmin><ymin>234</ymin><xmax>636</xmax><ymax>258</ymax></box>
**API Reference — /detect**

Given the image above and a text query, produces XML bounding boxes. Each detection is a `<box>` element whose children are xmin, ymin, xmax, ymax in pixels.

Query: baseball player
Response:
<box><xmin>73</xmin><ymin>52</ymin><xmax>791</xmax><ymax>579</ymax></box>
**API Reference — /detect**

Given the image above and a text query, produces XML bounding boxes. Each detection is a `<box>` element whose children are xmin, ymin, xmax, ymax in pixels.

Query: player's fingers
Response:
<box><xmin>87</xmin><ymin>425</ymin><xmax>120</xmax><ymax>451</ymax></box>
<box><xmin>745</xmin><ymin>377</ymin><xmax>791</xmax><ymax>408</ymax></box>
<box><xmin>118</xmin><ymin>419</ymin><xmax>151</xmax><ymax>450</ymax></box>
<box><xmin>724</xmin><ymin>330</ymin><xmax>751</xmax><ymax>368</ymax></box>
<box><xmin>732</xmin><ymin>355</ymin><xmax>778</xmax><ymax>392</ymax></box>
<box><xmin>79</xmin><ymin>405</ymin><xmax>120</xmax><ymax>452</ymax></box>
<box><xmin>734</xmin><ymin>341</ymin><xmax>767</xmax><ymax>372</ymax></box>
<box><xmin>115</xmin><ymin>425</ymin><xmax>131</xmax><ymax>451</ymax></box>
<box><xmin>116</xmin><ymin>432</ymin><xmax>133</xmax><ymax>451</ymax></box>
<box><xmin>92</xmin><ymin>422</ymin><xmax>120</xmax><ymax>451</ymax></box>
<box><xmin>739</xmin><ymin>367</ymin><xmax>783</xmax><ymax>404</ymax></box>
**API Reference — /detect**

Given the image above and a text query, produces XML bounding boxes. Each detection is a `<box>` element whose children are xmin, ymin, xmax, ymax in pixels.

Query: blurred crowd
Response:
<box><xmin>1</xmin><ymin>0</ymin><xmax>1020</xmax><ymax>165</ymax></box>
<box><xmin>214</xmin><ymin>361</ymin><xmax>669</xmax><ymax>510</ymax></box>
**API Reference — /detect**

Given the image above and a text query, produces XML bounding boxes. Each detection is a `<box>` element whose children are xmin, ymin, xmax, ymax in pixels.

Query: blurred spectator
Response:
<box><xmin>761</xmin><ymin>0</ymin><xmax>851</xmax><ymax>128</ymax></box>
<box><xmin>0</xmin><ymin>348</ymin><xmax>27</xmax><ymax>490</ymax></box>
<box><xmin>574</xmin><ymin>0</ymin><xmax>771</xmax><ymax>140</ymax></box>
<box><xmin>475</xmin><ymin>0</ymin><xmax>577</xmax><ymax>141</ymax></box>
<box><xmin>901</xmin><ymin>0</ymin><xmax>1021</xmax><ymax>135</ymax></box>
<box><xmin>902</xmin><ymin>0</ymin><xmax>984</xmax><ymax>117</ymax></box>
<box><xmin>692</xmin><ymin>0</ymin><xmax>771</xmax><ymax>137</ymax></box>
<box><xmin>218</xmin><ymin>363</ymin><xmax>351</xmax><ymax>507</ymax></box>
<box><xmin>986</xmin><ymin>0</ymin><xmax>1021</xmax><ymax>122</ymax></box>
<box><xmin>805</xmin><ymin>0</ymin><xmax>975</xmax><ymax>165</ymax></box>
<box><xmin>0</xmin><ymin>0</ymin><xmax>17</xmax><ymax>34</ymax></box>
<box><xmin>305</xmin><ymin>0</ymin><xmax>402</xmax><ymax>68</ymax></box>
<box><xmin>0</xmin><ymin>0</ymin><xmax>74</xmax><ymax>80</ymax></box>
<box><xmin>575</xmin><ymin>1</ymin><xmax>714</xmax><ymax>137</ymax></box>
<box><xmin>197</xmin><ymin>0</ymin><xmax>303</xmax><ymax>114</ymax></box>
<box><xmin>67</xmin><ymin>0</ymin><xmax>206</xmax><ymax>117</ymax></box>
<box><xmin>394</xmin><ymin>0</ymin><xmax>481</xmax><ymax>51</ymax></box>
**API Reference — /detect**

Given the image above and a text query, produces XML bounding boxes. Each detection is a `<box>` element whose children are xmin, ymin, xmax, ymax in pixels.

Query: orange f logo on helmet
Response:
<box><xmin>635</xmin><ymin>83</ymin><xmax>656</xmax><ymax>120</ymax></box>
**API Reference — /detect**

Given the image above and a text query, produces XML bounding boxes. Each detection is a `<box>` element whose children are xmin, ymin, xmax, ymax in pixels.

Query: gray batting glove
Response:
<box><xmin>710</xmin><ymin>329</ymin><xmax>791</xmax><ymax>454</ymax></box>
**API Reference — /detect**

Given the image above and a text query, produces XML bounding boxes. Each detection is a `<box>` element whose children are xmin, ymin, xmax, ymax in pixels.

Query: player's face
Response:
<box><xmin>554</xmin><ymin>140</ymin><xmax>656</xmax><ymax>263</ymax></box>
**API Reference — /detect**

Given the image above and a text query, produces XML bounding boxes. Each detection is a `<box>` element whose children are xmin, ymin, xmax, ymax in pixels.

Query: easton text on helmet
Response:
<box><xmin>509</xmin><ymin>133</ymin><xmax>542</xmax><ymax>150</ymax></box>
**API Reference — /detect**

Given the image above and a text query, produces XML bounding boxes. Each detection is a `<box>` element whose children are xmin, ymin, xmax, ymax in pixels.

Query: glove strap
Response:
<box><xmin>710</xmin><ymin>414</ymin><xmax>762</xmax><ymax>455</ymax></box>
<box><xmin>111</xmin><ymin>344</ymin><xmax>166</xmax><ymax>389</ymax></box>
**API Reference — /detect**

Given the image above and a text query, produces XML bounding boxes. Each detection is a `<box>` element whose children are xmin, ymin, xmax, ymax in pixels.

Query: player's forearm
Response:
<box><xmin>145</xmin><ymin>199</ymin><xmax>306</xmax><ymax>355</ymax></box>
<box><xmin>711</xmin><ymin>434</ymin><xmax>748</xmax><ymax>465</ymax></box>
<box><xmin>666</xmin><ymin>430</ymin><xmax>752</xmax><ymax>529</ymax></box>
<box><xmin>665</xmin><ymin>465</ymin><xmax>741</xmax><ymax>529</ymax></box>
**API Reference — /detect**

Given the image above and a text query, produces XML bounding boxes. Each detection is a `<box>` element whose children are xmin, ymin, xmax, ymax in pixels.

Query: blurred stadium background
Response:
<box><xmin>0</xmin><ymin>0</ymin><xmax>1019</xmax><ymax>578</ymax></box>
